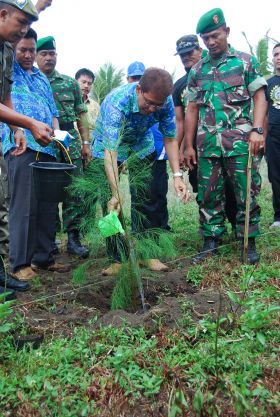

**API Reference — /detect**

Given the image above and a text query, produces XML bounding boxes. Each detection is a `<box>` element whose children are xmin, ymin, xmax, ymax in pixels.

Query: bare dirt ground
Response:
<box><xmin>12</xmin><ymin>249</ymin><xmax>234</xmax><ymax>340</ymax></box>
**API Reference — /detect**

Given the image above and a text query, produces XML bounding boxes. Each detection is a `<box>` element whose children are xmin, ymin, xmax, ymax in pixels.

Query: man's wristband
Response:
<box><xmin>13</xmin><ymin>127</ymin><xmax>25</xmax><ymax>135</ymax></box>
<box><xmin>173</xmin><ymin>171</ymin><xmax>183</xmax><ymax>178</ymax></box>
<box><xmin>82</xmin><ymin>141</ymin><xmax>90</xmax><ymax>145</ymax></box>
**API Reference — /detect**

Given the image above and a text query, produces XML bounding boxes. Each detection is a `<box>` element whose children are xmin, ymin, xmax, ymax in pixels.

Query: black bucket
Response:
<box><xmin>29</xmin><ymin>162</ymin><xmax>77</xmax><ymax>202</ymax></box>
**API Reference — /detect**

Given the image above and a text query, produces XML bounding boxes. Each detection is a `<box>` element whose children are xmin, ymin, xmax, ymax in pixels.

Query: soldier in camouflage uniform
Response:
<box><xmin>185</xmin><ymin>8</ymin><xmax>267</xmax><ymax>264</ymax></box>
<box><xmin>36</xmin><ymin>36</ymin><xmax>91</xmax><ymax>258</ymax></box>
<box><xmin>0</xmin><ymin>0</ymin><xmax>54</xmax><ymax>298</ymax></box>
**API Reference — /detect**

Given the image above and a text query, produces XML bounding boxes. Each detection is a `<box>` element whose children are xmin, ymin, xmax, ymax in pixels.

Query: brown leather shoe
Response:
<box><xmin>11</xmin><ymin>266</ymin><xmax>38</xmax><ymax>281</ymax></box>
<box><xmin>31</xmin><ymin>262</ymin><xmax>70</xmax><ymax>273</ymax></box>
<box><xmin>141</xmin><ymin>259</ymin><xmax>169</xmax><ymax>272</ymax></box>
<box><xmin>102</xmin><ymin>263</ymin><xmax>122</xmax><ymax>276</ymax></box>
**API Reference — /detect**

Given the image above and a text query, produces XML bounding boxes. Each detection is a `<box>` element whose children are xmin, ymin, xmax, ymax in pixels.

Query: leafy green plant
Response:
<box><xmin>91</xmin><ymin>62</ymin><xmax>124</xmax><ymax>104</ymax></box>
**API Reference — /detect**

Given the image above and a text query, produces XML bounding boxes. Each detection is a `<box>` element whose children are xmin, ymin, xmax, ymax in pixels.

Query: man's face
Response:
<box><xmin>136</xmin><ymin>85</ymin><xmax>167</xmax><ymax>115</ymax></box>
<box><xmin>273</xmin><ymin>46</ymin><xmax>280</xmax><ymax>74</ymax></box>
<box><xmin>201</xmin><ymin>26</ymin><xmax>229</xmax><ymax>59</ymax></box>
<box><xmin>179</xmin><ymin>48</ymin><xmax>202</xmax><ymax>71</ymax></box>
<box><xmin>36</xmin><ymin>49</ymin><xmax>57</xmax><ymax>75</ymax></box>
<box><xmin>15</xmin><ymin>37</ymin><xmax>36</xmax><ymax>71</ymax></box>
<box><xmin>0</xmin><ymin>8</ymin><xmax>31</xmax><ymax>43</ymax></box>
<box><xmin>77</xmin><ymin>74</ymin><xmax>94</xmax><ymax>97</ymax></box>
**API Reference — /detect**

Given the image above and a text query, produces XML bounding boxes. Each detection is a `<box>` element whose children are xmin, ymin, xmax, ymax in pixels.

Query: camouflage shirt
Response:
<box><xmin>47</xmin><ymin>70</ymin><xmax>87</xmax><ymax>159</ymax></box>
<box><xmin>0</xmin><ymin>42</ymin><xmax>13</xmax><ymax>104</ymax></box>
<box><xmin>187</xmin><ymin>46</ymin><xmax>267</xmax><ymax>157</ymax></box>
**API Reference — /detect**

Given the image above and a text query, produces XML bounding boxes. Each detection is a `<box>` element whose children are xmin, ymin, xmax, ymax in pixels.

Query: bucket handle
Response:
<box><xmin>36</xmin><ymin>138</ymin><xmax>73</xmax><ymax>164</ymax></box>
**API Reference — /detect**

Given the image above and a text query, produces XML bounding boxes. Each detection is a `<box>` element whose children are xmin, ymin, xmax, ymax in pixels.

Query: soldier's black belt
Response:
<box><xmin>59</xmin><ymin>121</ymin><xmax>75</xmax><ymax>131</ymax></box>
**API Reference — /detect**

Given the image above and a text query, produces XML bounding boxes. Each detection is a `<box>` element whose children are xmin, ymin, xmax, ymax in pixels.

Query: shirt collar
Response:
<box><xmin>131</xmin><ymin>84</ymin><xmax>140</xmax><ymax>113</ymax></box>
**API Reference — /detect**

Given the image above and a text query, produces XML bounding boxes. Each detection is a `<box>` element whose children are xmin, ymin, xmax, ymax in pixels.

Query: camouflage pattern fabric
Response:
<box><xmin>197</xmin><ymin>155</ymin><xmax>261</xmax><ymax>238</ymax></box>
<box><xmin>0</xmin><ymin>149</ymin><xmax>9</xmax><ymax>256</ymax></box>
<box><xmin>0</xmin><ymin>42</ymin><xmax>13</xmax><ymax>103</ymax></box>
<box><xmin>47</xmin><ymin>70</ymin><xmax>87</xmax><ymax>160</ymax></box>
<box><xmin>48</xmin><ymin>70</ymin><xmax>87</xmax><ymax>233</ymax></box>
<box><xmin>187</xmin><ymin>46</ymin><xmax>267</xmax><ymax>158</ymax></box>
<box><xmin>0</xmin><ymin>43</ymin><xmax>14</xmax><ymax>256</ymax></box>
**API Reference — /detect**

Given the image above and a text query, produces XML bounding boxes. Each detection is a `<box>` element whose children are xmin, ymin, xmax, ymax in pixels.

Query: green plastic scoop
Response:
<box><xmin>98</xmin><ymin>210</ymin><xmax>125</xmax><ymax>237</ymax></box>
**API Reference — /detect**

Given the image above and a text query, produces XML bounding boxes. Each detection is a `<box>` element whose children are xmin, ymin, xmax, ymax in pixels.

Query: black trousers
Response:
<box><xmin>266</xmin><ymin>133</ymin><xmax>280</xmax><ymax>221</ymax></box>
<box><xmin>5</xmin><ymin>149</ymin><xmax>57</xmax><ymax>271</ymax></box>
<box><xmin>130</xmin><ymin>156</ymin><xmax>169</xmax><ymax>232</ymax></box>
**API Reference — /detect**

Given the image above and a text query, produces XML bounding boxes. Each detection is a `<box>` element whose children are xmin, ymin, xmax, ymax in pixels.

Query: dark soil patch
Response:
<box><xmin>13</xmin><ymin>252</ymin><xmax>233</xmax><ymax>337</ymax></box>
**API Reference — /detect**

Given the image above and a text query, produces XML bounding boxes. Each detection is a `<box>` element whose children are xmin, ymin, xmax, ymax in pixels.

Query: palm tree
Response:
<box><xmin>242</xmin><ymin>31</ymin><xmax>278</xmax><ymax>77</ymax></box>
<box><xmin>91</xmin><ymin>62</ymin><xmax>124</xmax><ymax>104</ymax></box>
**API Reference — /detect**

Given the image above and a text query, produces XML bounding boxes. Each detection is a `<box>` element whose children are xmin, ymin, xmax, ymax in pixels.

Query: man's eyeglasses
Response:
<box><xmin>141</xmin><ymin>90</ymin><xmax>166</xmax><ymax>110</ymax></box>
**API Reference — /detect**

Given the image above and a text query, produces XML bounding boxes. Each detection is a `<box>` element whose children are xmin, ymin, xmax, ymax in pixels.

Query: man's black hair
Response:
<box><xmin>24</xmin><ymin>28</ymin><xmax>37</xmax><ymax>42</ymax></box>
<box><xmin>273</xmin><ymin>43</ymin><xmax>280</xmax><ymax>51</ymax></box>
<box><xmin>128</xmin><ymin>75</ymin><xmax>142</xmax><ymax>82</ymax></box>
<box><xmin>75</xmin><ymin>68</ymin><xmax>95</xmax><ymax>81</ymax></box>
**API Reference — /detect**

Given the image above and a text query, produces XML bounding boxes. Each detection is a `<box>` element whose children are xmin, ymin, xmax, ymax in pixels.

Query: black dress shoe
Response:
<box><xmin>0</xmin><ymin>272</ymin><xmax>30</xmax><ymax>292</ymax></box>
<box><xmin>240</xmin><ymin>238</ymin><xmax>260</xmax><ymax>264</ymax></box>
<box><xmin>192</xmin><ymin>237</ymin><xmax>219</xmax><ymax>264</ymax></box>
<box><xmin>0</xmin><ymin>285</ymin><xmax>17</xmax><ymax>301</ymax></box>
<box><xmin>67</xmin><ymin>231</ymin><xmax>89</xmax><ymax>258</ymax></box>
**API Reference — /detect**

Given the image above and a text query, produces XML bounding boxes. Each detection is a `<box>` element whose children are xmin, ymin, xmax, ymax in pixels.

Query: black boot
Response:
<box><xmin>192</xmin><ymin>237</ymin><xmax>219</xmax><ymax>264</ymax></box>
<box><xmin>67</xmin><ymin>231</ymin><xmax>89</xmax><ymax>258</ymax></box>
<box><xmin>0</xmin><ymin>258</ymin><xmax>30</xmax><ymax>292</ymax></box>
<box><xmin>240</xmin><ymin>238</ymin><xmax>259</xmax><ymax>264</ymax></box>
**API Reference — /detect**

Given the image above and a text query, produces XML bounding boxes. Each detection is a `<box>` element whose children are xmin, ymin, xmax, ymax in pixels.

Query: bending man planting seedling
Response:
<box><xmin>92</xmin><ymin>67</ymin><xmax>189</xmax><ymax>276</ymax></box>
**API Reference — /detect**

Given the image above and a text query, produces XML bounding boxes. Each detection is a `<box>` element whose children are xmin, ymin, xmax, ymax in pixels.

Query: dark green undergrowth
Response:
<box><xmin>0</xmin><ymin>185</ymin><xmax>279</xmax><ymax>417</ymax></box>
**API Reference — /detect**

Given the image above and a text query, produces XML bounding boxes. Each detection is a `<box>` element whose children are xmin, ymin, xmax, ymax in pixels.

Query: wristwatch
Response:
<box><xmin>13</xmin><ymin>127</ymin><xmax>25</xmax><ymax>135</ymax></box>
<box><xmin>251</xmin><ymin>127</ymin><xmax>264</xmax><ymax>134</ymax></box>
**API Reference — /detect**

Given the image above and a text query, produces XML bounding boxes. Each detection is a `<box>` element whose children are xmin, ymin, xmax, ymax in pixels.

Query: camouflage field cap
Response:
<box><xmin>174</xmin><ymin>35</ymin><xmax>200</xmax><ymax>55</ymax></box>
<box><xmin>36</xmin><ymin>36</ymin><xmax>56</xmax><ymax>52</ymax></box>
<box><xmin>196</xmin><ymin>8</ymin><xmax>226</xmax><ymax>35</ymax></box>
<box><xmin>0</xmin><ymin>0</ymin><xmax>39</xmax><ymax>21</ymax></box>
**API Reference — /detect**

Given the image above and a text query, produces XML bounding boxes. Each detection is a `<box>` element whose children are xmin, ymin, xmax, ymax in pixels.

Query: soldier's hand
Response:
<box><xmin>249</xmin><ymin>132</ymin><xmax>265</xmax><ymax>156</ymax></box>
<box><xmin>174</xmin><ymin>177</ymin><xmax>189</xmax><ymax>204</ymax></box>
<box><xmin>29</xmin><ymin>120</ymin><xmax>53</xmax><ymax>147</ymax></box>
<box><xmin>108</xmin><ymin>196</ymin><xmax>122</xmax><ymax>215</ymax></box>
<box><xmin>11</xmin><ymin>129</ymin><xmax>27</xmax><ymax>156</ymax></box>
<box><xmin>186</xmin><ymin>146</ymin><xmax>197</xmax><ymax>170</ymax></box>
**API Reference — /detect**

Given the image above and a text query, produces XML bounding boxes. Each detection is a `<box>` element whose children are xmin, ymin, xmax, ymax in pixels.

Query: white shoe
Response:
<box><xmin>270</xmin><ymin>221</ymin><xmax>280</xmax><ymax>229</ymax></box>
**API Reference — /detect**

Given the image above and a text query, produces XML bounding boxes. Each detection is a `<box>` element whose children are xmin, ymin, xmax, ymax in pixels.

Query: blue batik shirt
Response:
<box><xmin>92</xmin><ymin>83</ymin><xmax>176</xmax><ymax>162</ymax></box>
<box><xmin>2</xmin><ymin>62</ymin><xmax>58</xmax><ymax>156</ymax></box>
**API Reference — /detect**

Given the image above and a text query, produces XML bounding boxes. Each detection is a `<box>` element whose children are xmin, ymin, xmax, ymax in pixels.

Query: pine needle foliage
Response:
<box><xmin>70</xmin><ymin>131</ymin><xmax>175</xmax><ymax>311</ymax></box>
<box><xmin>91</xmin><ymin>62</ymin><xmax>124</xmax><ymax>104</ymax></box>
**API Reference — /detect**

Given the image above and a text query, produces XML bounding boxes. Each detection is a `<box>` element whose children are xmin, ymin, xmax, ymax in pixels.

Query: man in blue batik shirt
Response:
<box><xmin>92</xmin><ymin>67</ymin><xmax>188</xmax><ymax>275</ymax></box>
<box><xmin>2</xmin><ymin>28</ymin><xmax>68</xmax><ymax>282</ymax></box>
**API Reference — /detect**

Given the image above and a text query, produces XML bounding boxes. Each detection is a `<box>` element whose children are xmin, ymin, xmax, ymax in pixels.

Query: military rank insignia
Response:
<box><xmin>15</xmin><ymin>0</ymin><xmax>28</xmax><ymax>9</ymax></box>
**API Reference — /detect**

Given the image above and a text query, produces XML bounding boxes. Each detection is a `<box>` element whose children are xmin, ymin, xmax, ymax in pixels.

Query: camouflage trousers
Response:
<box><xmin>197</xmin><ymin>155</ymin><xmax>261</xmax><ymax>238</ymax></box>
<box><xmin>58</xmin><ymin>157</ymin><xmax>84</xmax><ymax>233</ymax></box>
<box><xmin>0</xmin><ymin>152</ymin><xmax>9</xmax><ymax>256</ymax></box>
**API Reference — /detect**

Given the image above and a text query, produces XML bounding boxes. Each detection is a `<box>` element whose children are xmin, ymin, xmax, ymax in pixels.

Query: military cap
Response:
<box><xmin>36</xmin><ymin>36</ymin><xmax>56</xmax><ymax>52</ymax></box>
<box><xmin>0</xmin><ymin>0</ymin><xmax>38</xmax><ymax>21</ymax></box>
<box><xmin>175</xmin><ymin>35</ymin><xmax>200</xmax><ymax>55</ymax></box>
<box><xmin>196</xmin><ymin>8</ymin><xmax>226</xmax><ymax>35</ymax></box>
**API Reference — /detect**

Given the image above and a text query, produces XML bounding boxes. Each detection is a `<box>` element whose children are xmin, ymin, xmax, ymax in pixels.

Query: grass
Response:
<box><xmin>0</xmin><ymin>173</ymin><xmax>279</xmax><ymax>417</ymax></box>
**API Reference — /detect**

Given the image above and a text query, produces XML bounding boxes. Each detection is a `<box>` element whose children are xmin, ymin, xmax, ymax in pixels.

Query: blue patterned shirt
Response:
<box><xmin>2</xmin><ymin>62</ymin><xmax>58</xmax><ymax>156</ymax></box>
<box><xmin>92</xmin><ymin>83</ymin><xmax>176</xmax><ymax>162</ymax></box>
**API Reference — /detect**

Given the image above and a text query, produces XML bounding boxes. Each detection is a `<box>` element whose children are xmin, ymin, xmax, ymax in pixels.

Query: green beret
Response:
<box><xmin>37</xmin><ymin>36</ymin><xmax>56</xmax><ymax>52</ymax></box>
<box><xmin>0</xmin><ymin>0</ymin><xmax>38</xmax><ymax>21</ymax></box>
<box><xmin>196</xmin><ymin>8</ymin><xmax>226</xmax><ymax>35</ymax></box>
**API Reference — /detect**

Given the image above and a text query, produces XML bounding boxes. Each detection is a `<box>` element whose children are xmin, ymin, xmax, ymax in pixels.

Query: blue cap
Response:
<box><xmin>127</xmin><ymin>61</ymin><xmax>145</xmax><ymax>77</ymax></box>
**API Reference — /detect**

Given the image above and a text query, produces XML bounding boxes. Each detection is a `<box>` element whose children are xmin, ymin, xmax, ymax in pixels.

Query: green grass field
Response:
<box><xmin>0</xmin><ymin>168</ymin><xmax>279</xmax><ymax>417</ymax></box>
